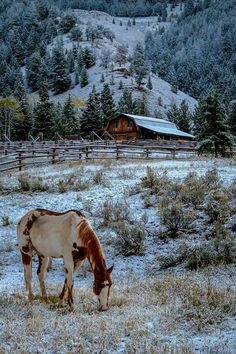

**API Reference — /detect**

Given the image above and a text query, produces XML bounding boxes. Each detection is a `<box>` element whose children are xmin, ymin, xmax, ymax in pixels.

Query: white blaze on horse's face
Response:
<box><xmin>93</xmin><ymin>265</ymin><xmax>114</xmax><ymax>310</ymax></box>
<box><xmin>97</xmin><ymin>281</ymin><xmax>110</xmax><ymax>311</ymax></box>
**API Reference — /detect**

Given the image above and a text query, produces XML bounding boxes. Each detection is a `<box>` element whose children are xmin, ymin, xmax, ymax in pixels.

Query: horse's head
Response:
<box><xmin>93</xmin><ymin>264</ymin><xmax>114</xmax><ymax>311</ymax></box>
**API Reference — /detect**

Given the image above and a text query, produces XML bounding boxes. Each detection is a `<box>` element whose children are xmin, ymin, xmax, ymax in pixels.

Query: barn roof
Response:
<box><xmin>122</xmin><ymin>114</ymin><xmax>194</xmax><ymax>139</ymax></box>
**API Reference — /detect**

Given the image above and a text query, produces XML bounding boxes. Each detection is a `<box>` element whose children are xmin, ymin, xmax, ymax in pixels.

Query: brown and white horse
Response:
<box><xmin>17</xmin><ymin>208</ymin><xmax>114</xmax><ymax>310</ymax></box>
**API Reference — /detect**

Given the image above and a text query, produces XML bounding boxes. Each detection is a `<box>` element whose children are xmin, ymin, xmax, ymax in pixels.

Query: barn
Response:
<box><xmin>105</xmin><ymin>113</ymin><xmax>194</xmax><ymax>141</ymax></box>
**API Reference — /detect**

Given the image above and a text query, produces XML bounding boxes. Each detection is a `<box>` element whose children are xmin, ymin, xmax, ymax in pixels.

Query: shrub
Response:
<box><xmin>113</xmin><ymin>221</ymin><xmax>146</xmax><ymax>256</ymax></box>
<box><xmin>31</xmin><ymin>177</ymin><xmax>49</xmax><ymax>192</ymax></box>
<box><xmin>202</xmin><ymin>168</ymin><xmax>221</xmax><ymax>190</ymax></box>
<box><xmin>141</xmin><ymin>166</ymin><xmax>171</xmax><ymax>195</ymax></box>
<box><xmin>58</xmin><ymin>179</ymin><xmax>67</xmax><ymax>193</ymax></box>
<box><xmin>180</xmin><ymin>172</ymin><xmax>206</xmax><ymax>208</ymax></box>
<box><xmin>187</xmin><ymin>223</ymin><xmax>236</xmax><ymax>270</ymax></box>
<box><xmin>99</xmin><ymin>199</ymin><xmax>131</xmax><ymax>228</ymax></box>
<box><xmin>18</xmin><ymin>174</ymin><xmax>31</xmax><ymax>191</ymax></box>
<box><xmin>92</xmin><ymin>170</ymin><xmax>107</xmax><ymax>185</ymax></box>
<box><xmin>205</xmin><ymin>188</ymin><xmax>230</xmax><ymax>222</ymax></box>
<box><xmin>159</xmin><ymin>222</ymin><xmax>236</xmax><ymax>270</ymax></box>
<box><xmin>18</xmin><ymin>174</ymin><xmax>49</xmax><ymax>192</ymax></box>
<box><xmin>74</xmin><ymin>178</ymin><xmax>91</xmax><ymax>191</ymax></box>
<box><xmin>2</xmin><ymin>215</ymin><xmax>11</xmax><ymax>226</ymax></box>
<box><xmin>186</xmin><ymin>242</ymin><xmax>217</xmax><ymax>270</ymax></box>
<box><xmin>158</xmin><ymin>197</ymin><xmax>194</xmax><ymax>237</ymax></box>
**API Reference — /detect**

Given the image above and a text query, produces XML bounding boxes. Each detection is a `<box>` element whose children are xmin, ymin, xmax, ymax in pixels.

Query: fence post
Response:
<box><xmin>52</xmin><ymin>148</ymin><xmax>56</xmax><ymax>164</ymax></box>
<box><xmin>146</xmin><ymin>147</ymin><xmax>149</xmax><ymax>159</ymax></box>
<box><xmin>172</xmin><ymin>146</ymin><xmax>176</xmax><ymax>159</ymax></box>
<box><xmin>85</xmin><ymin>146</ymin><xmax>89</xmax><ymax>161</ymax></box>
<box><xmin>18</xmin><ymin>152</ymin><xmax>22</xmax><ymax>171</ymax></box>
<box><xmin>116</xmin><ymin>146</ymin><xmax>119</xmax><ymax>160</ymax></box>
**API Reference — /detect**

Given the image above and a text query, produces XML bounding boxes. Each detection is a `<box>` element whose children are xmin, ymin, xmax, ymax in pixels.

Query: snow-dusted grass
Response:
<box><xmin>0</xmin><ymin>158</ymin><xmax>236</xmax><ymax>353</ymax></box>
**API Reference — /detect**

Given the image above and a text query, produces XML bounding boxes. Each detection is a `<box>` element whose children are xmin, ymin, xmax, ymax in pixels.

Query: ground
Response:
<box><xmin>0</xmin><ymin>157</ymin><xmax>235</xmax><ymax>353</ymax></box>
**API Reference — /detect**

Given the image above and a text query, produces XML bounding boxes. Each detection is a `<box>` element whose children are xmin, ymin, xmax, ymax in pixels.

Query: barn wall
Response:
<box><xmin>106</xmin><ymin>115</ymin><xmax>139</xmax><ymax>140</ymax></box>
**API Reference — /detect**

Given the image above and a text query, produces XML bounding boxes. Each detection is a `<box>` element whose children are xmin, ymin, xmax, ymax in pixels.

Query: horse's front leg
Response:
<box><xmin>60</xmin><ymin>258</ymin><xmax>74</xmax><ymax>310</ymax></box>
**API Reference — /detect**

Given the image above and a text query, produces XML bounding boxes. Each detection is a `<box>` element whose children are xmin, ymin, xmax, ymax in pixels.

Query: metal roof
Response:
<box><xmin>122</xmin><ymin>114</ymin><xmax>194</xmax><ymax>139</ymax></box>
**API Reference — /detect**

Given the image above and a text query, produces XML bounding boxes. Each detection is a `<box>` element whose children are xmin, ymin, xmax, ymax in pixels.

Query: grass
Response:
<box><xmin>1</xmin><ymin>159</ymin><xmax>236</xmax><ymax>353</ymax></box>
<box><xmin>0</xmin><ymin>274</ymin><xmax>235</xmax><ymax>353</ymax></box>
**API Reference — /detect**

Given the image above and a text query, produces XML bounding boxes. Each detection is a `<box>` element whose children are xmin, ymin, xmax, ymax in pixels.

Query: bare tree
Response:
<box><xmin>115</xmin><ymin>44</ymin><xmax>128</xmax><ymax>67</ymax></box>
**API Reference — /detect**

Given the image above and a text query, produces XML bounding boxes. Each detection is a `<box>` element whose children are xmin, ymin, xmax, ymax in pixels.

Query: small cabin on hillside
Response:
<box><xmin>105</xmin><ymin>113</ymin><xmax>194</xmax><ymax>141</ymax></box>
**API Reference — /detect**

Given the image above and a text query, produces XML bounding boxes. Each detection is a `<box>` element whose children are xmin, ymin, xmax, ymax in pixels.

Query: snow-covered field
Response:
<box><xmin>0</xmin><ymin>158</ymin><xmax>236</xmax><ymax>353</ymax></box>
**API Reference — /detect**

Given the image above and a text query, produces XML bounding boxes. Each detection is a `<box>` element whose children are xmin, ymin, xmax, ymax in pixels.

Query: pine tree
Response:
<box><xmin>100</xmin><ymin>73</ymin><xmax>105</xmax><ymax>83</ymax></box>
<box><xmin>75</xmin><ymin>69</ymin><xmax>80</xmax><ymax>86</ymax></box>
<box><xmin>118</xmin><ymin>80</ymin><xmax>123</xmax><ymax>90</ymax></box>
<box><xmin>110</xmin><ymin>74</ymin><xmax>115</xmax><ymax>86</ymax></box>
<box><xmin>227</xmin><ymin>100</ymin><xmax>236</xmax><ymax>138</ymax></box>
<box><xmin>130</xmin><ymin>43</ymin><xmax>149</xmax><ymax>89</ymax></box>
<box><xmin>14</xmin><ymin>82</ymin><xmax>33</xmax><ymax>140</ymax></box>
<box><xmin>61</xmin><ymin>95</ymin><xmax>79</xmax><ymax>137</ymax></box>
<box><xmin>50</xmin><ymin>45</ymin><xmax>71</xmax><ymax>94</ymax></box>
<box><xmin>70</xmin><ymin>26</ymin><xmax>83</xmax><ymax>42</ymax></box>
<box><xmin>118</xmin><ymin>88</ymin><xmax>133</xmax><ymax>113</ymax></box>
<box><xmin>67</xmin><ymin>50</ymin><xmax>75</xmax><ymax>73</ymax></box>
<box><xmin>80</xmin><ymin>91</ymin><xmax>101</xmax><ymax>136</ymax></box>
<box><xmin>194</xmin><ymin>92</ymin><xmax>233</xmax><ymax>157</ymax></box>
<box><xmin>100</xmin><ymin>83</ymin><xmax>116</xmax><ymax>127</ymax></box>
<box><xmin>26</xmin><ymin>52</ymin><xmax>42</xmax><ymax>92</ymax></box>
<box><xmin>167</xmin><ymin>103</ymin><xmax>179</xmax><ymax>124</ymax></box>
<box><xmin>80</xmin><ymin>66</ymin><xmax>89</xmax><ymax>87</ymax></box>
<box><xmin>146</xmin><ymin>75</ymin><xmax>153</xmax><ymax>90</ymax></box>
<box><xmin>178</xmin><ymin>100</ymin><xmax>191</xmax><ymax>133</ymax></box>
<box><xmin>34</xmin><ymin>82</ymin><xmax>55</xmax><ymax>139</ymax></box>
<box><xmin>82</xmin><ymin>47</ymin><xmax>96</xmax><ymax>68</ymax></box>
<box><xmin>52</xmin><ymin>102</ymin><xmax>63</xmax><ymax>137</ymax></box>
<box><xmin>133</xmin><ymin>95</ymin><xmax>149</xmax><ymax>116</ymax></box>
<box><xmin>60</xmin><ymin>14</ymin><xmax>77</xmax><ymax>34</ymax></box>
<box><xmin>183</xmin><ymin>0</ymin><xmax>195</xmax><ymax>18</ymax></box>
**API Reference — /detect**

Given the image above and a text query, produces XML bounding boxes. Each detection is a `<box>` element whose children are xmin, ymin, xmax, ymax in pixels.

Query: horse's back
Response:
<box><xmin>17</xmin><ymin>209</ymin><xmax>84</xmax><ymax>258</ymax></box>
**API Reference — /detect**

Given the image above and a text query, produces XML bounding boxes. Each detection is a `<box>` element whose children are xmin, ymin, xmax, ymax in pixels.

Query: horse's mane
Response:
<box><xmin>78</xmin><ymin>219</ymin><xmax>106</xmax><ymax>272</ymax></box>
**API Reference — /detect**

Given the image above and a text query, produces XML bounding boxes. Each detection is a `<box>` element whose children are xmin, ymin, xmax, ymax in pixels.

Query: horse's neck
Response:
<box><xmin>79</xmin><ymin>220</ymin><xmax>106</xmax><ymax>274</ymax></box>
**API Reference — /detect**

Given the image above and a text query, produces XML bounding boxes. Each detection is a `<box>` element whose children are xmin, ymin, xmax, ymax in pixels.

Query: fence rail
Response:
<box><xmin>0</xmin><ymin>140</ymin><xmax>198</xmax><ymax>173</ymax></box>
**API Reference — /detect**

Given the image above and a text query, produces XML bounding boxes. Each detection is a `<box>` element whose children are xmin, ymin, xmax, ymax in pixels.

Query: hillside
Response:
<box><xmin>0</xmin><ymin>0</ymin><xmax>197</xmax><ymax>121</ymax></box>
<box><xmin>145</xmin><ymin>0</ymin><xmax>236</xmax><ymax>101</ymax></box>
<box><xmin>49</xmin><ymin>9</ymin><xmax>197</xmax><ymax>116</ymax></box>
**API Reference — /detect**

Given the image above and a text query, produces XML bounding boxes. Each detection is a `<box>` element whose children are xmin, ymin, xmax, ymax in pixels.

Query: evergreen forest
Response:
<box><xmin>0</xmin><ymin>0</ymin><xmax>235</xmax><ymax>156</ymax></box>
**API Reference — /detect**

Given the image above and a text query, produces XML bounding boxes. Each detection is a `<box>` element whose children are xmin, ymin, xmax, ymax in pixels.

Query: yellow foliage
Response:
<box><xmin>71</xmin><ymin>97</ymin><xmax>87</xmax><ymax>106</ymax></box>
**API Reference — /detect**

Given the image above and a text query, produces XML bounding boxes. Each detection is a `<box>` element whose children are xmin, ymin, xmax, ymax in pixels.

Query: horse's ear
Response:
<box><xmin>107</xmin><ymin>264</ymin><xmax>114</xmax><ymax>274</ymax></box>
<box><xmin>78</xmin><ymin>246</ymin><xmax>87</xmax><ymax>260</ymax></box>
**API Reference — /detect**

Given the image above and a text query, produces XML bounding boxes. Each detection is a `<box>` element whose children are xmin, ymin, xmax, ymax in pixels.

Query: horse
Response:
<box><xmin>17</xmin><ymin>208</ymin><xmax>114</xmax><ymax>311</ymax></box>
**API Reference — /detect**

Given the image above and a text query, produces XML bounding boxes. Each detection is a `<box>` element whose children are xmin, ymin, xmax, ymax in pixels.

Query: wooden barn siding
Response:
<box><xmin>106</xmin><ymin>115</ymin><xmax>140</xmax><ymax>140</ymax></box>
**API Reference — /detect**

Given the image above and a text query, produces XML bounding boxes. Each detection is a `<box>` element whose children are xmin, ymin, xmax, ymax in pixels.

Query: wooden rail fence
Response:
<box><xmin>0</xmin><ymin>141</ymin><xmax>198</xmax><ymax>173</ymax></box>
